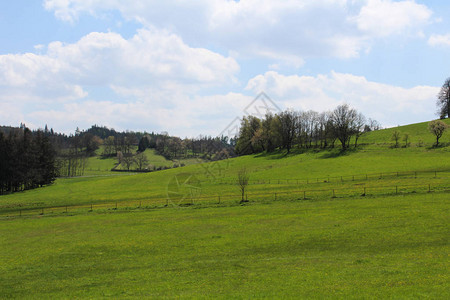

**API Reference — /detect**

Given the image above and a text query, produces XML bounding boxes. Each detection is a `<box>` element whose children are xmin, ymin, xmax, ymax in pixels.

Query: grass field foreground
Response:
<box><xmin>0</xmin><ymin>192</ymin><xmax>448</xmax><ymax>298</ymax></box>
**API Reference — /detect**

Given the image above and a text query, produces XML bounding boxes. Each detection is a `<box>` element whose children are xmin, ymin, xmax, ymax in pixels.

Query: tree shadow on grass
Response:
<box><xmin>319</xmin><ymin>148</ymin><xmax>356</xmax><ymax>159</ymax></box>
<box><xmin>426</xmin><ymin>142</ymin><xmax>449</xmax><ymax>150</ymax></box>
<box><xmin>254</xmin><ymin>149</ymin><xmax>305</xmax><ymax>160</ymax></box>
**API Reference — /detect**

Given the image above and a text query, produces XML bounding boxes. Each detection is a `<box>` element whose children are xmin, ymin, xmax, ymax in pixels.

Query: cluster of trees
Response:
<box><xmin>138</xmin><ymin>134</ymin><xmax>235</xmax><ymax>160</ymax></box>
<box><xmin>235</xmin><ymin>104</ymin><xmax>380</xmax><ymax>155</ymax></box>
<box><xmin>0</xmin><ymin>127</ymin><xmax>57</xmax><ymax>194</ymax></box>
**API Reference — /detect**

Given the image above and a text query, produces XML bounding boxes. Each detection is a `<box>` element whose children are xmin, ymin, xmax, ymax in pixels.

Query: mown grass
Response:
<box><xmin>0</xmin><ymin>120</ymin><xmax>449</xmax><ymax>298</ymax></box>
<box><xmin>0</xmin><ymin>192</ymin><xmax>448</xmax><ymax>298</ymax></box>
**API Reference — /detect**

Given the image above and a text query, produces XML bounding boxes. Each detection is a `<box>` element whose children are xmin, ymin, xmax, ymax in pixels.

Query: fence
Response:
<box><xmin>2</xmin><ymin>181</ymin><xmax>449</xmax><ymax>219</ymax></box>
<box><xmin>212</xmin><ymin>169</ymin><xmax>450</xmax><ymax>185</ymax></box>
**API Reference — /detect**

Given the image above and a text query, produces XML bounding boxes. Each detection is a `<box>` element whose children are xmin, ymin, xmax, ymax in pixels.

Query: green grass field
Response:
<box><xmin>0</xmin><ymin>121</ymin><xmax>449</xmax><ymax>298</ymax></box>
<box><xmin>0</xmin><ymin>193</ymin><xmax>448</xmax><ymax>298</ymax></box>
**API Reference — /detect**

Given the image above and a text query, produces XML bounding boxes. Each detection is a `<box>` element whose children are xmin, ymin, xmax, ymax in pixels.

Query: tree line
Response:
<box><xmin>138</xmin><ymin>133</ymin><xmax>235</xmax><ymax>161</ymax></box>
<box><xmin>235</xmin><ymin>104</ymin><xmax>380</xmax><ymax>155</ymax></box>
<box><xmin>0</xmin><ymin>127</ymin><xmax>57</xmax><ymax>194</ymax></box>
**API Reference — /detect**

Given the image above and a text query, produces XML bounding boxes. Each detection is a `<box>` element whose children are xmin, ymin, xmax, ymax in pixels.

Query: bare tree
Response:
<box><xmin>403</xmin><ymin>133</ymin><xmax>410</xmax><ymax>148</ymax></box>
<box><xmin>135</xmin><ymin>152</ymin><xmax>149</xmax><ymax>170</ymax></box>
<box><xmin>428</xmin><ymin>120</ymin><xmax>448</xmax><ymax>147</ymax></box>
<box><xmin>437</xmin><ymin>77</ymin><xmax>450</xmax><ymax>119</ymax></box>
<box><xmin>121</xmin><ymin>154</ymin><xmax>135</xmax><ymax>171</ymax></box>
<box><xmin>353</xmin><ymin>112</ymin><xmax>366</xmax><ymax>147</ymax></box>
<box><xmin>237</xmin><ymin>168</ymin><xmax>250</xmax><ymax>203</ymax></box>
<box><xmin>391</xmin><ymin>130</ymin><xmax>401</xmax><ymax>148</ymax></box>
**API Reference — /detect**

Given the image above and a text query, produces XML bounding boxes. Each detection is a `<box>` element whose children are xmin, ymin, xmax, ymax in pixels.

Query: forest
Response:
<box><xmin>0</xmin><ymin>126</ymin><xmax>57</xmax><ymax>194</ymax></box>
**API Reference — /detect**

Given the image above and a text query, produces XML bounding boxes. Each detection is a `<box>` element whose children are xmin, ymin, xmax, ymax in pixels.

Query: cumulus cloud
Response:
<box><xmin>353</xmin><ymin>0</ymin><xmax>432</xmax><ymax>37</ymax></box>
<box><xmin>0</xmin><ymin>28</ymin><xmax>240</xmax><ymax>135</ymax></box>
<box><xmin>428</xmin><ymin>33</ymin><xmax>450</xmax><ymax>47</ymax></box>
<box><xmin>246</xmin><ymin>71</ymin><xmax>439</xmax><ymax>127</ymax></box>
<box><xmin>0</xmin><ymin>28</ymin><xmax>239</xmax><ymax>106</ymax></box>
<box><xmin>44</xmin><ymin>0</ymin><xmax>434</xmax><ymax>65</ymax></box>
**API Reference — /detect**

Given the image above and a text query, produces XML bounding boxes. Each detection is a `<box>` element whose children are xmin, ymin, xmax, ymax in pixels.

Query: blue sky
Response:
<box><xmin>1</xmin><ymin>0</ymin><xmax>450</xmax><ymax>137</ymax></box>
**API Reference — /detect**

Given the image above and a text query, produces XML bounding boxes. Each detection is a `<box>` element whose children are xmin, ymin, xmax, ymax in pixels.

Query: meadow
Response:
<box><xmin>0</xmin><ymin>120</ymin><xmax>449</xmax><ymax>298</ymax></box>
<box><xmin>0</xmin><ymin>193</ymin><xmax>448</xmax><ymax>298</ymax></box>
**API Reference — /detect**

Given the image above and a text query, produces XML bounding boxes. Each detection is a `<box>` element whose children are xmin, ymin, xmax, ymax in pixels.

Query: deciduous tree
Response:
<box><xmin>437</xmin><ymin>77</ymin><xmax>450</xmax><ymax>119</ymax></box>
<box><xmin>428</xmin><ymin>120</ymin><xmax>448</xmax><ymax>146</ymax></box>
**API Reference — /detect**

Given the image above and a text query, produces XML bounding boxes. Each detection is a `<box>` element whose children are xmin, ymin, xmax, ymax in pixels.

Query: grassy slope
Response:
<box><xmin>0</xmin><ymin>120</ymin><xmax>449</xmax><ymax>298</ymax></box>
<box><xmin>1</xmin><ymin>121</ymin><xmax>448</xmax><ymax>210</ymax></box>
<box><xmin>359</xmin><ymin>118</ymin><xmax>450</xmax><ymax>146</ymax></box>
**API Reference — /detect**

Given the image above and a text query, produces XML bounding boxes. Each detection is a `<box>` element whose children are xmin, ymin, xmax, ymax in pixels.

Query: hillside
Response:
<box><xmin>0</xmin><ymin>120</ymin><xmax>449</xmax><ymax>298</ymax></box>
<box><xmin>1</xmin><ymin>119</ymin><xmax>449</xmax><ymax>212</ymax></box>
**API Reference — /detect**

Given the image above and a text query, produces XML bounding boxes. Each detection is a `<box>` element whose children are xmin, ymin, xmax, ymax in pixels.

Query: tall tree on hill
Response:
<box><xmin>278</xmin><ymin>110</ymin><xmax>297</xmax><ymax>153</ymax></box>
<box><xmin>330</xmin><ymin>104</ymin><xmax>357</xmax><ymax>150</ymax></box>
<box><xmin>437</xmin><ymin>77</ymin><xmax>450</xmax><ymax>119</ymax></box>
<box><xmin>353</xmin><ymin>112</ymin><xmax>366</xmax><ymax>147</ymax></box>
<box><xmin>428</xmin><ymin>120</ymin><xmax>448</xmax><ymax>147</ymax></box>
<box><xmin>236</xmin><ymin>116</ymin><xmax>261</xmax><ymax>155</ymax></box>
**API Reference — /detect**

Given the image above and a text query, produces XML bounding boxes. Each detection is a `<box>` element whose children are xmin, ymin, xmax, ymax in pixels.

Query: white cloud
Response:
<box><xmin>44</xmin><ymin>0</ymin><xmax>434</xmax><ymax>65</ymax></box>
<box><xmin>0</xmin><ymin>28</ymin><xmax>240</xmax><ymax>135</ymax></box>
<box><xmin>0</xmin><ymin>28</ymin><xmax>239</xmax><ymax>104</ymax></box>
<box><xmin>353</xmin><ymin>0</ymin><xmax>432</xmax><ymax>37</ymax></box>
<box><xmin>0</xmin><ymin>53</ymin><xmax>87</xmax><ymax>102</ymax></box>
<box><xmin>246</xmin><ymin>71</ymin><xmax>439</xmax><ymax>126</ymax></box>
<box><xmin>428</xmin><ymin>34</ymin><xmax>450</xmax><ymax>47</ymax></box>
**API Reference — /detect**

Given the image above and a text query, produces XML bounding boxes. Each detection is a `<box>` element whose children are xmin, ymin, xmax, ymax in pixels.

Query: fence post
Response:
<box><xmin>218</xmin><ymin>196</ymin><xmax>221</xmax><ymax>204</ymax></box>
<box><xmin>115</xmin><ymin>202</ymin><xmax>118</xmax><ymax>209</ymax></box>
<box><xmin>428</xmin><ymin>184</ymin><xmax>431</xmax><ymax>193</ymax></box>
<box><xmin>90</xmin><ymin>204</ymin><xmax>93</xmax><ymax>211</ymax></box>
<box><xmin>303</xmin><ymin>191</ymin><xmax>306</xmax><ymax>200</ymax></box>
<box><xmin>332</xmin><ymin>189</ymin><xmax>335</xmax><ymax>198</ymax></box>
<box><xmin>65</xmin><ymin>206</ymin><xmax>68</xmax><ymax>213</ymax></box>
<box><xmin>352</xmin><ymin>175</ymin><xmax>355</xmax><ymax>181</ymax></box>
<box><xmin>363</xmin><ymin>187</ymin><xmax>366</xmax><ymax>196</ymax></box>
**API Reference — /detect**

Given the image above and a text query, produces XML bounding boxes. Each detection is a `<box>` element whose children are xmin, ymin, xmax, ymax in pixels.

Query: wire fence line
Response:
<box><xmin>2</xmin><ymin>181</ymin><xmax>449</xmax><ymax>219</ymax></box>
<box><xmin>211</xmin><ymin>169</ymin><xmax>450</xmax><ymax>185</ymax></box>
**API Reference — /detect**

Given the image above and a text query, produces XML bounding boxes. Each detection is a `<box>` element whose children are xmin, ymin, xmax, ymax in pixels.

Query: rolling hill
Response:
<box><xmin>0</xmin><ymin>119</ymin><xmax>449</xmax><ymax>298</ymax></box>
